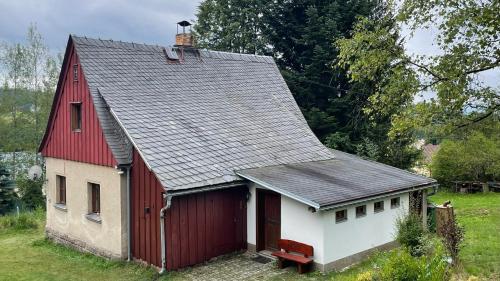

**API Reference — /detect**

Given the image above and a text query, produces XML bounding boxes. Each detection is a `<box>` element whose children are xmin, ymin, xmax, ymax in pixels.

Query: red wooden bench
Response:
<box><xmin>271</xmin><ymin>239</ymin><xmax>314</xmax><ymax>274</ymax></box>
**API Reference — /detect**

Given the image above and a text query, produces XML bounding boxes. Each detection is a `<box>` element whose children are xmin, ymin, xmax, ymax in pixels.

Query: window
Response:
<box><xmin>374</xmin><ymin>201</ymin><xmax>384</xmax><ymax>213</ymax></box>
<box><xmin>56</xmin><ymin>175</ymin><xmax>66</xmax><ymax>205</ymax></box>
<box><xmin>391</xmin><ymin>197</ymin><xmax>400</xmax><ymax>209</ymax></box>
<box><xmin>356</xmin><ymin>205</ymin><xmax>366</xmax><ymax>218</ymax></box>
<box><xmin>70</xmin><ymin>103</ymin><xmax>82</xmax><ymax>131</ymax></box>
<box><xmin>73</xmin><ymin>64</ymin><xmax>78</xmax><ymax>81</ymax></box>
<box><xmin>335</xmin><ymin>209</ymin><xmax>347</xmax><ymax>223</ymax></box>
<box><xmin>89</xmin><ymin>183</ymin><xmax>100</xmax><ymax>214</ymax></box>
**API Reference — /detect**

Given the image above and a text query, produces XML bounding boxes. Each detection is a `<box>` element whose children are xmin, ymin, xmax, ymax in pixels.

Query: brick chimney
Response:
<box><xmin>175</xmin><ymin>20</ymin><xmax>194</xmax><ymax>47</ymax></box>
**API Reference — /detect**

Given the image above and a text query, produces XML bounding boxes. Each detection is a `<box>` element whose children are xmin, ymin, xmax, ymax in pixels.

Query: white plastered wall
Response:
<box><xmin>45</xmin><ymin>157</ymin><xmax>127</xmax><ymax>258</ymax></box>
<box><xmin>322</xmin><ymin>193</ymin><xmax>409</xmax><ymax>264</ymax></box>
<box><xmin>246</xmin><ymin>182</ymin><xmax>410</xmax><ymax>267</ymax></box>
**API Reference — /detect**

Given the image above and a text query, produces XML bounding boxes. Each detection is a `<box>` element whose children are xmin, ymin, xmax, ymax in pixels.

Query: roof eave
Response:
<box><xmin>235</xmin><ymin>172</ymin><xmax>322</xmax><ymax>210</ymax></box>
<box><xmin>318</xmin><ymin>181</ymin><xmax>438</xmax><ymax>211</ymax></box>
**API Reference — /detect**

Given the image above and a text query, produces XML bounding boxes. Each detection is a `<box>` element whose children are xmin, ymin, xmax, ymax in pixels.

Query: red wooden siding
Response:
<box><xmin>131</xmin><ymin>148</ymin><xmax>248</xmax><ymax>269</ymax></box>
<box><xmin>41</xmin><ymin>44</ymin><xmax>116</xmax><ymax>167</ymax></box>
<box><xmin>131</xmin><ymin>149</ymin><xmax>164</xmax><ymax>267</ymax></box>
<box><xmin>165</xmin><ymin>187</ymin><xmax>247</xmax><ymax>270</ymax></box>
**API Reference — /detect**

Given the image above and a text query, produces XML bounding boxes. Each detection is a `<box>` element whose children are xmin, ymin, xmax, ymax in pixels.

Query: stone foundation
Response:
<box><xmin>46</xmin><ymin>227</ymin><xmax>122</xmax><ymax>260</ymax></box>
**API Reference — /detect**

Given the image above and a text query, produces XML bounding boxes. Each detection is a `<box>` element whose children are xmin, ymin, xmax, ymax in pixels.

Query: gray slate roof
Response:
<box><xmin>71</xmin><ymin>35</ymin><xmax>334</xmax><ymax>190</ymax></box>
<box><xmin>237</xmin><ymin>150</ymin><xmax>436</xmax><ymax>209</ymax></box>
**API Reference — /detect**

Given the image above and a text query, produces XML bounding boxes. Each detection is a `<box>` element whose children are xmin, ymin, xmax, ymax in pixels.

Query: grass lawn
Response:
<box><xmin>0</xmin><ymin>191</ymin><xmax>498</xmax><ymax>280</ymax></box>
<box><xmin>429</xmin><ymin>191</ymin><xmax>500</xmax><ymax>279</ymax></box>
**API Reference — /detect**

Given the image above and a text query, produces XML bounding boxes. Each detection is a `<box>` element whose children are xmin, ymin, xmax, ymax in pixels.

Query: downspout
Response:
<box><xmin>126</xmin><ymin>166</ymin><xmax>131</xmax><ymax>262</ymax></box>
<box><xmin>159</xmin><ymin>194</ymin><xmax>172</xmax><ymax>275</ymax></box>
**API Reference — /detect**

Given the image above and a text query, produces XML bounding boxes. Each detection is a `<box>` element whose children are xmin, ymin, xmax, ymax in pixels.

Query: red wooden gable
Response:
<box><xmin>40</xmin><ymin>42</ymin><xmax>116</xmax><ymax>167</ymax></box>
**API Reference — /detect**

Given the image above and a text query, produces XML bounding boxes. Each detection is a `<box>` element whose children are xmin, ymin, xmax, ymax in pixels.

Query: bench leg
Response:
<box><xmin>277</xmin><ymin>258</ymin><xmax>284</xmax><ymax>269</ymax></box>
<box><xmin>298</xmin><ymin>263</ymin><xmax>304</xmax><ymax>274</ymax></box>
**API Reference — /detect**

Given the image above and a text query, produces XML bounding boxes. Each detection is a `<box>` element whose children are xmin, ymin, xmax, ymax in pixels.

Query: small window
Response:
<box><xmin>70</xmin><ymin>103</ymin><xmax>82</xmax><ymax>131</ymax></box>
<box><xmin>374</xmin><ymin>201</ymin><xmax>384</xmax><ymax>213</ymax></box>
<box><xmin>335</xmin><ymin>209</ymin><xmax>347</xmax><ymax>223</ymax></box>
<box><xmin>56</xmin><ymin>175</ymin><xmax>66</xmax><ymax>205</ymax></box>
<box><xmin>73</xmin><ymin>64</ymin><xmax>78</xmax><ymax>81</ymax></box>
<box><xmin>89</xmin><ymin>183</ymin><xmax>100</xmax><ymax>215</ymax></box>
<box><xmin>356</xmin><ymin>205</ymin><xmax>366</xmax><ymax>218</ymax></box>
<box><xmin>391</xmin><ymin>197</ymin><xmax>400</xmax><ymax>209</ymax></box>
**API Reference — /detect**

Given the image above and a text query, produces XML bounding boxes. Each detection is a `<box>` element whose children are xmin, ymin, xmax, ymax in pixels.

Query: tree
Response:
<box><xmin>430</xmin><ymin>131</ymin><xmax>500</xmax><ymax>184</ymax></box>
<box><xmin>0</xmin><ymin>163</ymin><xmax>17</xmax><ymax>215</ymax></box>
<box><xmin>195</xmin><ymin>0</ymin><xmax>419</xmax><ymax>169</ymax></box>
<box><xmin>0</xmin><ymin>24</ymin><xmax>60</xmax><ymax>176</ymax></box>
<box><xmin>16</xmin><ymin>176</ymin><xmax>45</xmax><ymax>210</ymax></box>
<box><xmin>337</xmin><ymin>0</ymin><xmax>500</xmax><ymax>136</ymax></box>
<box><xmin>194</xmin><ymin>0</ymin><xmax>268</xmax><ymax>54</ymax></box>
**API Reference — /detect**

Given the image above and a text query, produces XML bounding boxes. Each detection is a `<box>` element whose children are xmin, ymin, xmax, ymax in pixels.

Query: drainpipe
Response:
<box><xmin>159</xmin><ymin>194</ymin><xmax>172</xmax><ymax>275</ymax></box>
<box><xmin>126</xmin><ymin>166</ymin><xmax>131</xmax><ymax>262</ymax></box>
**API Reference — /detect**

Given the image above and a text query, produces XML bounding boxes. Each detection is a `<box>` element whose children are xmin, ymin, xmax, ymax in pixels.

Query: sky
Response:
<box><xmin>0</xmin><ymin>0</ymin><xmax>497</xmax><ymax>92</ymax></box>
<box><xmin>0</xmin><ymin>0</ymin><xmax>201</xmax><ymax>54</ymax></box>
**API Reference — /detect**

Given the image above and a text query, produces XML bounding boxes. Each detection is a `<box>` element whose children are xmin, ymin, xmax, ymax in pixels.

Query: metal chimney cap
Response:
<box><xmin>177</xmin><ymin>20</ymin><xmax>191</xmax><ymax>27</ymax></box>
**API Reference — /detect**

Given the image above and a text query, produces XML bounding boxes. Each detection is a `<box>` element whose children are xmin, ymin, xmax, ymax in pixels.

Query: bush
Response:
<box><xmin>441</xmin><ymin>212</ymin><xmax>464</xmax><ymax>266</ymax></box>
<box><xmin>377</xmin><ymin>245</ymin><xmax>448</xmax><ymax>281</ymax></box>
<box><xmin>0</xmin><ymin>208</ymin><xmax>44</xmax><ymax>231</ymax></box>
<box><xmin>396</xmin><ymin>213</ymin><xmax>426</xmax><ymax>256</ymax></box>
<box><xmin>17</xmin><ymin>175</ymin><xmax>45</xmax><ymax>211</ymax></box>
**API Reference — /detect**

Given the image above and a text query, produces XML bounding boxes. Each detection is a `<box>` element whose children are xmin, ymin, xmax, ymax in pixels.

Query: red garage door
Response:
<box><xmin>165</xmin><ymin>186</ymin><xmax>247</xmax><ymax>270</ymax></box>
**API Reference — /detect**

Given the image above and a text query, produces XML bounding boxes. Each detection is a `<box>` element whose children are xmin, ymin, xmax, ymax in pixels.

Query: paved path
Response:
<box><xmin>169</xmin><ymin>252</ymin><xmax>296</xmax><ymax>281</ymax></box>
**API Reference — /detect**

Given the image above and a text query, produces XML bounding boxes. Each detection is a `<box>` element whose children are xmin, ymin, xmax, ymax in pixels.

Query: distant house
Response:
<box><xmin>39</xmin><ymin>26</ymin><xmax>436</xmax><ymax>272</ymax></box>
<box><xmin>414</xmin><ymin>140</ymin><xmax>441</xmax><ymax>177</ymax></box>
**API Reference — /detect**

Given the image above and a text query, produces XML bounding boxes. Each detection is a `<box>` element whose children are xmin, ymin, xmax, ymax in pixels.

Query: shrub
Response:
<box><xmin>396</xmin><ymin>212</ymin><xmax>426</xmax><ymax>256</ymax></box>
<box><xmin>16</xmin><ymin>175</ymin><xmax>45</xmax><ymax>210</ymax></box>
<box><xmin>440</xmin><ymin>212</ymin><xmax>464</xmax><ymax>266</ymax></box>
<box><xmin>377</xmin><ymin>246</ymin><xmax>448</xmax><ymax>281</ymax></box>
<box><xmin>355</xmin><ymin>271</ymin><xmax>374</xmax><ymax>281</ymax></box>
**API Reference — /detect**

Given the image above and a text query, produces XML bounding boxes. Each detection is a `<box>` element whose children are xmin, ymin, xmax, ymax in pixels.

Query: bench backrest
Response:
<box><xmin>278</xmin><ymin>239</ymin><xmax>314</xmax><ymax>258</ymax></box>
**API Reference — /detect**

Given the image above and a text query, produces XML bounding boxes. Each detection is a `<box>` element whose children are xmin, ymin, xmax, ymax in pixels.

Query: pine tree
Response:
<box><xmin>0</xmin><ymin>163</ymin><xmax>17</xmax><ymax>215</ymax></box>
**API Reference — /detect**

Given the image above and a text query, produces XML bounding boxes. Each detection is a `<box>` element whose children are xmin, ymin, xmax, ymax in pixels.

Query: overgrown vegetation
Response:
<box><xmin>395</xmin><ymin>212</ymin><xmax>426</xmax><ymax>257</ymax></box>
<box><xmin>431</xmin><ymin>131</ymin><xmax>500</xmax><ymax>185</ymax></box>
<box><xmin>440</xmin><ymin>212</ymin><xmax>465</xmax><ymax>266</ymax></box>
<box><xmin>0</xmin><ymin>208</ymin><xmax>44</xmax><ymax>231</ymax></box>
<box><xmin>16</xmin><ymin>175</ymin><xmax>45</xmax><ymax>210</ymax></box>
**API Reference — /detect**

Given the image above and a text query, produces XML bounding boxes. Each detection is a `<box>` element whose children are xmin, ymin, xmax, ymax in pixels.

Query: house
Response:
<box><xmin>39</xmin><ymin>26</ymin><xmax>436</xmax><ymax>272</ymax></box>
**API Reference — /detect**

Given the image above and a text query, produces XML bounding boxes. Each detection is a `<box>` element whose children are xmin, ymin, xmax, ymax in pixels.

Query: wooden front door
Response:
<box><xmin>257</xmin><ymin>190</ymin><xmax>281</xmax><ymax>251</ymax></box>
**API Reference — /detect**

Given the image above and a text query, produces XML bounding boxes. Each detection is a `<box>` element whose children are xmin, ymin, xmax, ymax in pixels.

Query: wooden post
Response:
<box><xmin>422</xmin><ymin>189</ymin><xmax>428</xmax><ymax>230</ymax></box>
<box><xmin>436</xmin><ymin>204</ymin><xmax>454</xmax><ymax>236</ymax></box>
<box><xmin>483</xmin><ymin>182</ymin><xmax>489</xmax><ymax>193</ymax></box>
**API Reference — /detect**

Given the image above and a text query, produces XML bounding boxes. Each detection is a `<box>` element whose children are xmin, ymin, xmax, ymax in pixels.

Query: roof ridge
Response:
<box><xmin>71</xmin><ymin>34</ymin><xmax>275</xmax><ymax>64</ymax></box>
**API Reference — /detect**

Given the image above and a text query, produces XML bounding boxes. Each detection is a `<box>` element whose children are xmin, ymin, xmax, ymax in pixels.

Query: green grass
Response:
<box><xmin>0</xmin><ymin>215</ymin><xmax>158</xmax><ymax>281</ymax></box>
<box><xmin>429</xmin><ymin>191</ymin><xmax>500</xmax><ymax>279</ymax></box>
<box><xmin>0</xmin><ymin>191</ymin><xmax>498</xmax><ymax>280</ymax></box>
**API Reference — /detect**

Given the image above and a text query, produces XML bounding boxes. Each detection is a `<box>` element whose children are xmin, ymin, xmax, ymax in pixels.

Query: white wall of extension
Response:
<box><xmin>322</xmin><ymin>193</ymin><xmax>409</xmax><ymax>264</ymax></box>
<box><xmin>246</xmin><ymin>182</ymin><xmax>410</xmax><ymax>267</ymax></box>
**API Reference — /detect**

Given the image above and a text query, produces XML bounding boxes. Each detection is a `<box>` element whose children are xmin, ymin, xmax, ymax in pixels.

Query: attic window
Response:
<box><xmin>70</xmin><ymin>102</ymin><xmax>82</xmax><ymax>131</ymax></box>
<box><xmin>73</xmin><ymin>64</ymin><xmax>78</xmax><ymax>81</ymax></box>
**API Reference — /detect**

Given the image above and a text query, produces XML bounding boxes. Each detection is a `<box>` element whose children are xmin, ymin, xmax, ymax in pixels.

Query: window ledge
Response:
<box><xmin>391</xmin><ymin>205</ymin><xmax>400</xmax><ymax>209</ymax></box>
<box><xmin>54</xmin><ymin>203</ymin><xmax>67</xmax><ymax>212</ymax></box>
<box><xmin>335</xmin><ymin>219</ymin><xmax>347</xmax><ymax>224</ymax></box>
<box><xmin>374</xmin><ymin>209</ymin><xmax>384</xmax><ymax>213</ymax></box>
<box><xmin>85</xmin><ymin>213</ymin><xmax>102</xmax><ymax>224</ymax></box>
<box><xmin>356</xmin><ymin>214</ymin><xmax>366</xmax><ymax>218</ymax></box>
